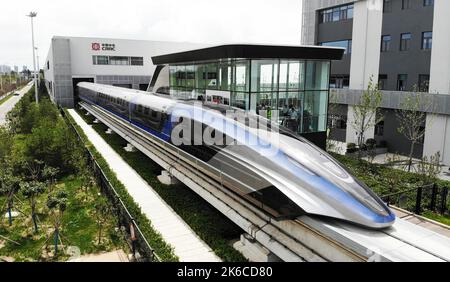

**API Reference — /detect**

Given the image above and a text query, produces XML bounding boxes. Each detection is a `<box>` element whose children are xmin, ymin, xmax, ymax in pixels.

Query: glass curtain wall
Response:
<box><xmin>168</xmin><ymin>59</ymin><xmax>330</xmax><ymax>134</ymax></box>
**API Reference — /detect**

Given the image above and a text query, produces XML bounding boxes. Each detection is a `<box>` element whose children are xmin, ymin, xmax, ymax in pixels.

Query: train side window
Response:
<box><xmin>151</xmin><ymin>111</ymin><xmax>158</xmax><ymax>118</ymax></box>
<box><xmin>138</xmin><ymin>105</ymin><xmax>143</xmax><ymax>113</ymax></box>
<box><xmin>144</xmin><ymin>107</ymin><xmax>150</xmax><ymax>115</ymax></box>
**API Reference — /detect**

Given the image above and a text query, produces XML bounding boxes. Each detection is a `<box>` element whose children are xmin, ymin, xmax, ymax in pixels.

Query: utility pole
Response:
<box><xmin>27</xmin><ymin>12</ymin><xmax>38</xmax><ymax>103</ymax></box>
<box><xmin>35</xmin><ymin>47</ymin><xmax>40</xmax><ymax>85</ymax></box>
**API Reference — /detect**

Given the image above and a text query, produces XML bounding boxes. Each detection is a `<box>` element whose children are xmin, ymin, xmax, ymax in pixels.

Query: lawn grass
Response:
<box><xmin>421</xmin><ymin>211</ymin><xmax>450</xmax><ymax>226</ymax></box>
<box><xmin>0</xmin><ymin>93</ymin><xmax>14</xmax><ymax>106</ymax></box>
<box><xmin>77</xmin><ymin>108</ymin><xmax>246</xmax><ymax>262</ymax></box>
<box><xmin>0</xmin><ymin>176</ymin><xmax>125</xmax><ymax>261</ymax></box>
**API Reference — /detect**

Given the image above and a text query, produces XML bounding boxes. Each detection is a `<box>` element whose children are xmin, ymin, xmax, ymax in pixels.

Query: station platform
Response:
<box><xmin>68</xmin><ymin>109</ymin><xmax>221</xmax><ymax>262</ymax></box>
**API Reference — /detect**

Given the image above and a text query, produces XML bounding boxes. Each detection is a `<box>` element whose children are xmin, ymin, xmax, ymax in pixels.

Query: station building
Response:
<box><xmin>150</xmin><ymin>44</ymin><xmax>344</xmax><ymax>148</ymax></box>
<box><xmin>44</xmin><ymin>36</ymin><xmax>204</xmax><ymax>107</ymax></box>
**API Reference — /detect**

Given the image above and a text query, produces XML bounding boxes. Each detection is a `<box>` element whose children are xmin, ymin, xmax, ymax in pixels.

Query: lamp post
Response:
<box><xmin>35</xmin><ymin>47</ymin><xmax>40</xmax><ymax>85</ymax></box>
<box><xmin>27</xmin><ymin>11</ymin><xmax>38</xmax><ymax>103</ymax></box>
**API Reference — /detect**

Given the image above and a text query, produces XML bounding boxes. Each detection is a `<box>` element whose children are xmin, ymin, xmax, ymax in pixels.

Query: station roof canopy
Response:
<box><xmin>151</xmin><ymin>44</ymin><xmax>345</xmax><ymax>65</ymax></box>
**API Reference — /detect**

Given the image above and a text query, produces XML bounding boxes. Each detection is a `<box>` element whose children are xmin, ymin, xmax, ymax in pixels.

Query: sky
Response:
<box><xmin>0</xmin><ymin>0</ymin><xmax>303</xmax><ymax>70</ymax></box>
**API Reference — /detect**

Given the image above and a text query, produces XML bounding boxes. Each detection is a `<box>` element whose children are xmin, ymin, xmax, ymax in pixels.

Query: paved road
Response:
<box><xmin>0</xmin><ymin>83</ymin><xmax>33</xmax><ymax>126</ymax></box>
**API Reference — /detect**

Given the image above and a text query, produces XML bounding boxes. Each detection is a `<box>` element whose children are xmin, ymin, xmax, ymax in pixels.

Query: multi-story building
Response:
<box><xmin>44</xmin><ymin>36</ymin><xmax>204</xmax><ymax>108</ymax></box>
<box><xmin>302</xmin><ymin>0</ymin><xmax>450</xmax><ymax>165</ymax></box>
<box><xmin>0</xmin><ymin>65</ymin><xmax>12</xmax><ymax>74</ymax></box>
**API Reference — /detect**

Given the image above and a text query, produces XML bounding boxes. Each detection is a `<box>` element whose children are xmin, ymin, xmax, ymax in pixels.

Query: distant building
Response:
<box><xmin>0</xmin><ymin>65</ymin><xmax>11</xmax><ymax>74</ymax></box>
<box><xmin>43</xmin><ymin>36</ymin><xmax>205</xmax><ymax>108</ymax></box>
<box><xmin>302</xmin><ymin>0</ymin><xmax>450</xmax><ymax>165</ymax></box>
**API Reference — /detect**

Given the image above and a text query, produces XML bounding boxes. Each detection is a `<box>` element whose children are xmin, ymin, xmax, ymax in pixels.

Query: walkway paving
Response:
<box><xmin>69</xmin><ymin>250</ymin><xmax>129</xmax><ymax>262</ymax></box>
<box><xmin>391</xmin><ymin>206</ymin><xmax>450</xmax><ymax>238</ymax></box>
<box><xmin>0</xmin><ymin>82</ymin><xmax>33</xmax><ymax>125</ymax></box>
<box><xmin>68</xmin><ymin>109</ymin><xmax>221</xmax><ymax>262</ymax></box>
<box><xmin>366</xmin><ymin>153</ymin><xmax>450</xmax><ymax>182</ymax></box>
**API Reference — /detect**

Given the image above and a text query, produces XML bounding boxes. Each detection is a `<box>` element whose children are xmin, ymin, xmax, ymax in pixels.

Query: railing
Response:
<box><xmin>60</xmin><ymin>108</ymin><xmax>160</xmax><ymax>262</ymax></box>
<box><xmin>382</xmin><ymin>183</ymin><xmax>449</xmax><ymax>216</ymax></box>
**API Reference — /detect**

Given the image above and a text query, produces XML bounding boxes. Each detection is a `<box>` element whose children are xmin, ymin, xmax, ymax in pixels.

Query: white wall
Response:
<box><xmin>346</xmin><ymin>0</ymin><xmax>383</xmax><ymax>144</ymax></box>
<box><xmin>423</xmin><ymin>0</ymin><xmax>450</xmax><ymax>165</ymax></box>
<box><xmin>66</xmin><ymin>36</ymin><xmax>205</xmax><ymax>78</ymax></box>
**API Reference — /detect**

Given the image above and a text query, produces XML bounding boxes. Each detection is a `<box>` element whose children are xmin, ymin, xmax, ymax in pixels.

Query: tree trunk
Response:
<box><xmin>408</xmin><ymin>141</ymin><xmax>416</xmax><ymax>172</ymax></box>
<box><xmin>32</xmin><ymin>212</ymin><xmax>38</xmax><ymax>233</ymax></box>
<box><xmin>54</xmin><ymin>227</ymin><xmax>59</xmax><ymax>256</ymax></box>
<box><xmin>98</xmin><ymin>226</ymin><xmax>102</xmax><ymax>245</ymax></box>
<box><xmin>7</xmin><ymin>206</ymin><xmax>12</xmax><ymax>226</ymax></box>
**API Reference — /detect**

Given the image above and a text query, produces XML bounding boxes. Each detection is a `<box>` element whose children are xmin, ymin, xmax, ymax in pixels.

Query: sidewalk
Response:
<box><xmin>67</xmin><ymin>109</ymin><xmax>221</xmax><ymax>262</ymax></box>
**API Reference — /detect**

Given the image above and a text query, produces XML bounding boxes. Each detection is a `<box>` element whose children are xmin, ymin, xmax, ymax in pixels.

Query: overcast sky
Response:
<box><xmin>0</xmin><ymin>0</ymin><xmax>303</xmax><ymax>70</ymax></box>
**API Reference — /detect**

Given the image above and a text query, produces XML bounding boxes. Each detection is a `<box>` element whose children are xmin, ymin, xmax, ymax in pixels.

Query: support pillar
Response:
<box><xmin>124</xmin><ymin>143</ymin><xmax>136</xmax><ymax>153</ymax></box>
<box><xmin>424</xmin><ymin>0</ymin><xmax>450</xmax><ymax>165</ymax></box>
<box><xmin>345</xmin><ymin>0</ymin><xmax>383</xmax><ymax>145</ymax></box>
<box><xmin>233</xmin><ymin>234</ymin><xmax>282</xmax><ymax>262</ymax></box>
<box><xmin>157</xmin><ymin>170</ymin><xmax>180</xmax><ymax>185</ymax></box>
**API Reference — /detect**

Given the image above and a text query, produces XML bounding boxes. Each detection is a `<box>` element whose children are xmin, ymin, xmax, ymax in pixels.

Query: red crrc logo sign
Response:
<box><xmin>92</xmin><ymin>43</ymin><xmax>101</xmax><ymax>51</ymax></box>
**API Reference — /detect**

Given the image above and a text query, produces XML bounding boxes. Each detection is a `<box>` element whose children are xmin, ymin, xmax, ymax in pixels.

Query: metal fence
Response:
<box><xmin>61</xmin><ymin>108</ymin><xmax>160</xmax><ymax>262</ymax></box>
<box><xmin>382</xmin><ymin>183</ymin><xmax>449</xmax><ymax>216</ymax></box>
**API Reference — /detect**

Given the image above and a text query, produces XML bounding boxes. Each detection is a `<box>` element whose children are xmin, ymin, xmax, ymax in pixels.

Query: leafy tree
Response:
<box><xmin>47</xmin><ymin>190</ymin><xmax>68</xmax><ymax>256</ymax></box>
<box><xmin>21</xmin><ymin>181</ymin><xmax>46</xmax><ymax>233</ymax></box>
<box><xmin>351</xmin><ymin>77</ymin><xmax>383</xmax><ymax>159</ymax></box>
<box><xmin>396</xmin><ymin>87</ymin><xmax>432</xmax><ymax>172</ymax></box>
<box><xmin>94</xmin><ymin>196</ymin><xmax>111</xmax><ymax>245</ymax></box>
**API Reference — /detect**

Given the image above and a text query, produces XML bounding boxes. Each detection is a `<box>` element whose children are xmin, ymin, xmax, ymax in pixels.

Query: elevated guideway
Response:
<box><xmin>78</xmin><ymin>100</ymin><xmax>450</xmax><ymax>262</ymax></box>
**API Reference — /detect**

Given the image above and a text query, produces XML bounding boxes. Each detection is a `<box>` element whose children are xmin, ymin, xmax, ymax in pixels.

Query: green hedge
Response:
<box><xmin>63</xmin><ymin>109</ymin><xmax>178</xmax><ymax>262</ymax></box>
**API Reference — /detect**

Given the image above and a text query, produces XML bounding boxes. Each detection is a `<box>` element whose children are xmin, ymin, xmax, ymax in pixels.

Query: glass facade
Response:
<box><xmin>168</xmin><ymin>59</ymin><xmax>331</xmax><ymax>134</ymax></box>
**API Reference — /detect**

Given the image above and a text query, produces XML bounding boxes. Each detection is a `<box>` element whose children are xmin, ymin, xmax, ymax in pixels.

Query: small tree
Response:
<box><xmin>47</xmin><ymin>190</ymin><xmax>68</xmax><ymax>256</ymax></box>
<box><xmin>351</xmin><ymin>77</ymin><xmax>383</xmax><ymax>159</ymax></box>
<box><xmin>94</xmin><ymin>196</ymin><xmax>111</xmax><ymax>245</ymax></box>
<box><xmin>21</xmin><ymin>181</ymin><xmax>46</xmax><ymax>233</ymax></box>
<box><xmin>396</xmin><ymin>88</ymin><xmax>432</xmax><ymax>172</ymax></box>
<box><xmin>417</xmin><ymin>152</ymin><xmax>441</xmax><ymax>185</ymax></box>
<box><xmin>0</xmin><ymin>169</ymin><xmax>21</xmax><ymax>226</ymax></box>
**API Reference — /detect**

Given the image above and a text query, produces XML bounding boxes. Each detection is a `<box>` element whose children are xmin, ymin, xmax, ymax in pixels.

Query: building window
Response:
<box><xmin>383</xmin><ymin>0</ymin><xmax>392</xmax><ymax>13</ymax></box>
<box><xmin>92</xmin><ymin>56</ymin><xmax>144</xmax><ymax>66</ymax></box>
<box><xmin>329</xmin><ymin>115</ymin><xmax>347</xmax><ymax>130</ymax></box>
<box><xmin>402</xmin><ymin>0</ymin><xmax>411</xmax><ymax>9</ymax></box>
<box><xmin>423</xmin><ymin>0</ymin><xmax>434</xmax><ymax>7</ymax></box>
<box><xmin>110</xmin><ymin>56</ymin><xmax>129</xmax><ymax>65</ymax></box>
<box><xmin>418</xmin><ymin>74</ymin><xmax>430</xmax><ymax>92</ymax></box>
<box><xmin>381</xmin><ymin>35</ymin><xmax>392</xmax><ymax>52</ymax></box>
<box><xmin>422</xmin><ymin>31</ymin><xmax>433</xmax><ymax>50</ymax></box>
<box><xmin>139</xmin><ymin>84</ymin><xmax>149</xmax><ymax>91</ymax></box>
<box><xmin>93</xmin><ymin>56</ymin><xmax>109</xmax><ymax>65</ymax></box>
<box><xmin>131</xmin><ymin>57</ymin><xmax>144</xmax><ymax>66</ymax></box>
<box><xmin>330</xmin><ymin>75</ymin><xmax>349</xmax><ymax>89</ymax></box>
<box><xmin>397</xmin><ymin>74</ymin><xmax>408</xmax><ymax>91</ymax></box>
<box><xmin>375</xmin><ymin>120</ymin><xmax>384</xmax><ymax>136</ymax></box>
<box><xmin>46</xmin><ymin>61</ymin><xmax>50</xmax><ymax>70</ymax></box>
<box><xmin>400</xmin><ymin>33</ymin><xmax>412</xmax><ymax>51</ymax></box>
<box><xmin>379</xmin><ymin>74</ymin><xmax>388</xmax><ymax>90</ymax></box>
<box><xmin>319</xmin><ymin>4</ymin><xmax>353</xmax><ymax>23</ymax></box>
<box><xmin>319</xmin><ymin>40</ymin><xmax>352</xmax><ymax>54</ymax></box>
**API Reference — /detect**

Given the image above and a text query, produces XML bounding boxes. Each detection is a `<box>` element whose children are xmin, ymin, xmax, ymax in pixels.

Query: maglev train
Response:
<box><xmin>77</xmin><ymin>82</ymin><xmax>395</xmax><ymax>229</ymax></box>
